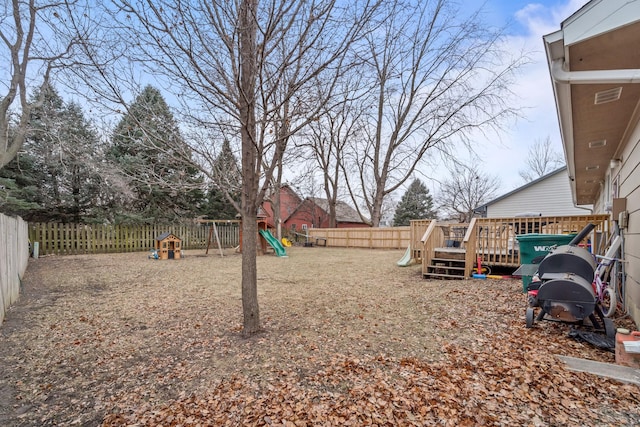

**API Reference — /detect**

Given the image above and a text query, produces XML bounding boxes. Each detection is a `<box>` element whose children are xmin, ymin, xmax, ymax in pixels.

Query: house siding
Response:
<box><xmin>487</xmin><ymin>171</ymin><xmax>590</xmax><ymax>217</ymax></box>
<box><xmin>284</xmin><ymin>200</ymin><xmax>370</xmax><ymax>231</ymax></box>
<box><xmin>284</xmin><ymin>199</ymin><xmax>326</xmax><ymax>231</ymax></box>
<box><xmin>614</xmin><ymin>123</ymin><xmax>640</xmax><ymax>327</ymax></box>
<box><xmin>263</xmin><ymin>186</ymin><xmax>303</xmax><ymax>229</ymax></box>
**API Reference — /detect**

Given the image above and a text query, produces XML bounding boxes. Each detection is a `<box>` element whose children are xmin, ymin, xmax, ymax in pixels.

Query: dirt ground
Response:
<box><xmin>0</xmin><ymin>247</ymin><xmax>638</xmax><ymax>426</ymax></box>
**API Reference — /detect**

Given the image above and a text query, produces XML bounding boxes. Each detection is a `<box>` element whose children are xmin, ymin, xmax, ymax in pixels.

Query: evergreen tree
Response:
<box><xmin>393</xmin><ymin>179</ymin><xmax>436</xmax><ymax>226</ymax></box>
<box><xmin>1</xmin><ymin>85</ymin><xmax>105</xmax><ymax>222</ymax></box>
<box><xmin>55</xmin><ymin>102</ymin><xmax>104</xmax><ymax>222</ymax></box>
<box><xmin>108</xmin><ymin>85</ymin><xmax>204</xmax><ymax>224</ymax></box>
<box><xmin>0</xmin><ymin>154</ymin><xmax>41</xmax><ymax>216</ymax></box>
<box><xmin>202</xmin><ymin>139</ymin><xmax>241</xmax><ymax>219</ymax></box>
<box><xmin>203</xmin><ymin>187</ymin><xmax>238</xmax><ymax>220</ymax></box>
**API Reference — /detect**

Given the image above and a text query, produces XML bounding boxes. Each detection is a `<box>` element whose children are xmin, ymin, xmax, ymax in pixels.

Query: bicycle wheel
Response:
<box><xmin>601</xmin><ymin>287</ymin><xmax>617</xmax><ymax>318</ymax></box>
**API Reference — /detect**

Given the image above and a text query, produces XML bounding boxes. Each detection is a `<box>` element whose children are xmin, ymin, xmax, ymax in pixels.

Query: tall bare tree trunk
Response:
<box><xmin>239</xmin><ymin>0</ymin><xmax>260</xmax><ymax>336</ymax></box>
<box><xmin>272</xmin><ymin>179</ymin><xmax>282</xmax><ymax>240</ymax></box>
<box><xmin>371</xmin><ymin>192</ymin><xmax>384</xmax><ymax>227</ymax></box>
<box><xmin>241</xmin><ymin>216</ymin><xmax>259</xmax><ymax>334</ymax></box>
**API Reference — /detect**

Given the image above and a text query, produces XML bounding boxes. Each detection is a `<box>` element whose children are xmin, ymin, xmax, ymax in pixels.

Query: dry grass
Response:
<box><xmin>0</xmin><ymin>247</ymin><xmax>637</xmax><ymax>426</ymax></box>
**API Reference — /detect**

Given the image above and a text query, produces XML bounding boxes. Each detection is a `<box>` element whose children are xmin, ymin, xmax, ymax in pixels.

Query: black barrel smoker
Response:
<box><xmin>524</xmin><ymin>224</ymin><xmax>614</xmax><ymax>336</ymax></box>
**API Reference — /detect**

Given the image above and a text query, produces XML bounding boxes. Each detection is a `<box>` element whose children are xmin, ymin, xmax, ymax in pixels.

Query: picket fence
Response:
<box><xmin>29</xmin><ymin>221</ymin><xmax>240</xmax><ymax>256</ymax></box>
<box><xmin>1</xmin><ymin>214</ymin><xmax>29</xmax><ymax>325</ymax></box>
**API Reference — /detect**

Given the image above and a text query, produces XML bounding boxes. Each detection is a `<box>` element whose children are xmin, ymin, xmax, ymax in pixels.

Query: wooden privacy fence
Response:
<box><xmin>29</xmin><ymin>222</ymin><xmax>240</xmax><ymax>256</ymax></box>
<box><xmin>1</xmin><ymin>214</ymin><xmax>29</xmax><ymax>325</ymax></box>
<box><xmin>307</xmin><ymin>227</ymin><xmax>410</xmax><ymax>249</ymax></box>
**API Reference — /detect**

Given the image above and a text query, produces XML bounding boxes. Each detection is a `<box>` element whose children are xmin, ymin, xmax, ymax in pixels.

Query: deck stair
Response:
<box><xmin>418</xmin><ymin>216</ymin><xmax>610</xmax><ymax>280</ymax></box>
<box><xmin>423</xmin><ymin>248</ymin><xmax>466</xmax><ymax>279</ymax></box>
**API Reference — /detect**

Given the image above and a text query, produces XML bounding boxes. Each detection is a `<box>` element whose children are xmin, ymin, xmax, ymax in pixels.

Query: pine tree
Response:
<box><xmin>109</xmin><ymin>85</ymin><xmax>204</xmax><ymax>224</ymax></box>
<box><xmin>0</xmin><ymin>154</ymin><xmax>41</xmax><ymax>217</ymax></box>
<box><xmin>393</xmin><ymin>179</ymin><xmax>436</xmax><ymax>226</ymax></box>
<box><xmin>202</xmin><ymin>139</ymin><xmax>241</xmax><ymax>219</ymax></box>
<box><xmin>0</xmin><ymin>119</ymin><xmax>42</xmax><ymax>217</ymax></box>
<box><xmin>1</xmin><ymin>85</ymin><xmax>104</xmax><ymax>222</ymax></box>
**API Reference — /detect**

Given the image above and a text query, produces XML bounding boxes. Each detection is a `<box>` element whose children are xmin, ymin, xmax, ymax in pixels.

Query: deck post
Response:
<box><xmin>463</xmin><ymin>218</ymin><xmax>478</xmax><ymax>278</ymax></box>
<box><xmin>421</xmin><ymin>221</ymin><xmax>438</xmax><ymax>278</ymax></box>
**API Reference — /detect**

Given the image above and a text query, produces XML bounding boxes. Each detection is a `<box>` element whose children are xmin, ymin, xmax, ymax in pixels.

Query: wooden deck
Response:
<box><xmin>411</xmin><ymin>215</ymin><xmax>611</xmax><ymax>279</ymax></box>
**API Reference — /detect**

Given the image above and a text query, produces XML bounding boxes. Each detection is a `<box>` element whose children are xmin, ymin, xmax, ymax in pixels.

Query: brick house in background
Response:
<box><xmin>261</xmin><ymin>184</ymin><xmax>303</xmax><ymax>229</ymax></box>
<box><xmin>262</xmin><ymin>185</ymin><xmax>370</xmax><ymax>234</ymax></box>
<box><xmin>284</xmin><ymin>197</ymin><xmax>370</xmax><ymax>233</ymax></box>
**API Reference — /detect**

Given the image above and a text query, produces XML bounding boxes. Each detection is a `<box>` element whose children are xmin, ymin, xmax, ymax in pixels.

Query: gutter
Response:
<box><xmin>550</xmin><ymin>59</ymin><xmax>640</xmax><ymax>84</ymax></box>
<box><xmin>573</xmin><ymin>204</ymin><xmax>593</xmax><ymax>214</ymax></box>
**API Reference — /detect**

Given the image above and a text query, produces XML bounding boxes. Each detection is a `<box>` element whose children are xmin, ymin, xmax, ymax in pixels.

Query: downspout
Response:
<box><xmin>550</xmin><ymin>59</ymin><xmax>640</xmax><ymax>84</ymax></box>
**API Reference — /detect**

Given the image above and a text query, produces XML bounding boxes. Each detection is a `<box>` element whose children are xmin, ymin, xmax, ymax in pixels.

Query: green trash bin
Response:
<box><xmin>515</xmin><ymin>233</ymin><xmax>576</xmax><ymax>291</ymax></box>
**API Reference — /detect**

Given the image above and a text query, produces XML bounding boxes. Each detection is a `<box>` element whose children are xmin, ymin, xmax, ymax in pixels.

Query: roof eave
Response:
<box><xmin>544</xmin><ymin>30</ymin><xmax>579</xmax><ymax>206</ymax></box>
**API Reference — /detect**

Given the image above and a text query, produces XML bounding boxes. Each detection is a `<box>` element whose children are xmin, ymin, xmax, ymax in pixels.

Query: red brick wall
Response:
<box><xmin>263</xmin><ymin>186</ymin><xmax>302</xmax><ymax>228</ymax></box>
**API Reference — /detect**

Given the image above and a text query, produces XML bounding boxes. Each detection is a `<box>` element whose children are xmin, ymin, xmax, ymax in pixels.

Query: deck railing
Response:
<box><xmin>409</xmin><ymin>219</ymin><xmax>432</xmax><ymax>261</ymax></box>
<box><xmin>413</xmin><ymin>214</ymin><xmax>612</xmax><ymax>276</ymax></box>
<box><xmin>463</xmin><ymin>218</ymin><xmax>478</xmax><ymax>277</ymax></box>
<box><xmin>474</xmin><ymin>215</ymin><xmax>610</xmax><ymax>267</ymax></box>
<box><xmin>420</xmin><ymin>221</ymin><xmax>439</xmax><ymax>275</ymax></box>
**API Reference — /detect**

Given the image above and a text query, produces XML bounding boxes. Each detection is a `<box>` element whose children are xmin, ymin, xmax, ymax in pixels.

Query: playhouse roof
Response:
<box><xmin>156</xmin><ymin>232</ymin><xmax>180</xmax><ymax>241</ymax></box>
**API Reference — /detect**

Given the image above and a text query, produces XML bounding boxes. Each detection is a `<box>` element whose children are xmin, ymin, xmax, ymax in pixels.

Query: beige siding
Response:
<box><xmin>617</xmin><ymin>123</ymin><xmax>640</xmax><ymax>327</ymax></box>
<box><xmin>487</xmin><ymin>172</ymin><xmax>591</xmax><ymax>217</ymax></box>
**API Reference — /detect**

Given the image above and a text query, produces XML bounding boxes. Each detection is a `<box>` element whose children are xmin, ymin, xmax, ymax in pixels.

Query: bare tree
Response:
<box><xmin>81</xmin><ymin>0</ymin><xmax>381</xmax><ymax>336</ymax></box>
<box><xmin>300</xmin><ymin>75</ymin><xmax>368</xmax><ymax>227</ymax></box>
<box><xmin>0</xmin><ymin>0</ymin><xmax>77</xmax><ymax>169</ymax></box>
<box><xmin>518</xmin><ymin>136</ymin><xmax>565</xmax><ymax>182</ymax></box>
<box><xmin>438</xmin><ymin>164</ymin><xmax>500</xmax><ymax>222</ymax></box>
<box><xmin>342</xmin><ymin>0</ymin><xmax>526</xmax><ymax>226</ymax></box>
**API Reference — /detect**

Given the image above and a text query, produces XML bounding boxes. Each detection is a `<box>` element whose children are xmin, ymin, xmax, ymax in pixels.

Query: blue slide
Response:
<box><xmin>259</xmin><ymin>229</ymin><xmax>288</xmax><ymax>257</ymax></box>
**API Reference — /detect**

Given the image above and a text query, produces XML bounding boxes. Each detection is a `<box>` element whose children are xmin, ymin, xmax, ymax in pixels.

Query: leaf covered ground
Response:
<box><xmin>0</xmin><ymin>247</ymin><xmax>638</xmax><ymax>426</ymax></box>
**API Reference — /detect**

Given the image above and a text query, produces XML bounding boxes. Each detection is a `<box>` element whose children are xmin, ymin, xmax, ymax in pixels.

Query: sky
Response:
<box><xmin>419</xmin><ymin>0</ymin><xmax>590</xmax><ymax>197</ymax></box>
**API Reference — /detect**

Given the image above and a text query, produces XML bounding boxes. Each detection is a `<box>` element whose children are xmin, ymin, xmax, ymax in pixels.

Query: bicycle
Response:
<box><xmin>593</xmin><ymin>234</ymin><xmax>622</xmax><ymax>318</ymax></box>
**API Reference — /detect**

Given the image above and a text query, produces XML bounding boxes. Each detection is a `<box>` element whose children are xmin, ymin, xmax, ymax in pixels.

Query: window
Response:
<box><xmin>301</xmin><ymin>224</ymin><xmax>308</xmax><ymax>230</ymax></box>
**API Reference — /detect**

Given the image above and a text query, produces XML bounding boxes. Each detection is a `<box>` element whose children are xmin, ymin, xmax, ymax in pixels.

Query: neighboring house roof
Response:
<box><xmin>474</xmin><ymin>167</ymin><xmax>567</xmax><ymax>212</ymax></box>
<box><xmin>267</xmin><ymin>183</ymin><xmax>301</xmax><ymax>200</ymax></box>
<box><xmin>263</xmin><ymin>184</ymin><xmax>302</xmax><ymax>221</ymax></box>
<box><xmin>307</xmin><ymin>198</ymin><xmax>367</xmax><ymax>224</ymax></box>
